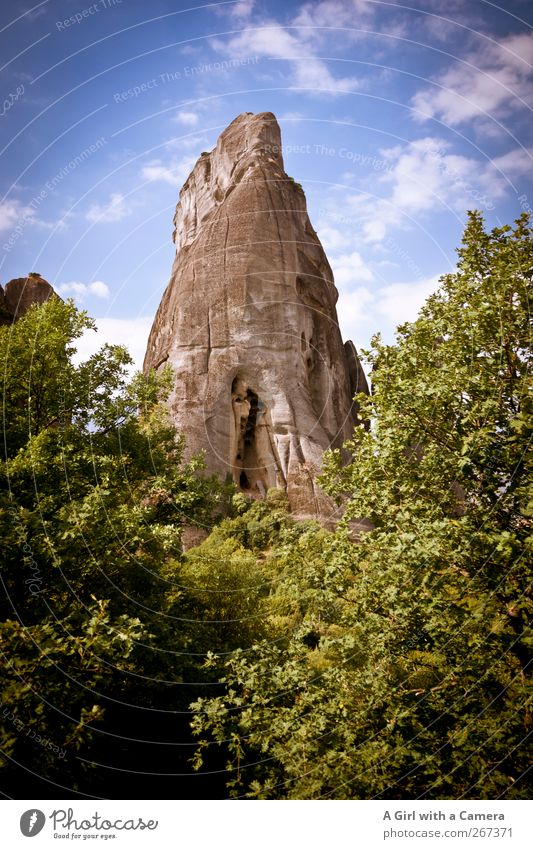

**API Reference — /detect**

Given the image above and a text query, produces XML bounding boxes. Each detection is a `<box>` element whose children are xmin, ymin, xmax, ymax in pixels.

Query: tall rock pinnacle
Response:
<box><xmin>144</xmin><ymin>111</ymin><xmax>368</xmax><ymax>519</ymax></box>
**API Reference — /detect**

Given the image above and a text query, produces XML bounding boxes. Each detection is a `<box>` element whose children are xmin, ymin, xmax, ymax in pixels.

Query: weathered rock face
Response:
<box><xmin>144</xmin><ymin>111</ymin><xmax>368</xmax><ymax>520</ymax></box>
<box><xmin>0</xmin><ymin>274</ymin><xmax>55</xmax><ymax>325</ymax></box>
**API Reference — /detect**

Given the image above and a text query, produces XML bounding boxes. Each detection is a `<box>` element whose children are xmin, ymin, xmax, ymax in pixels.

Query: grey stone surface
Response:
<box><xmin>144</xmin><ymin>111</ymin><xmax>368</xmax><ymax>520</ymax></box>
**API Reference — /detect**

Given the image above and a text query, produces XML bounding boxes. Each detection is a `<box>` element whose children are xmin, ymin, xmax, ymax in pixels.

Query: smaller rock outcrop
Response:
<box><xmin>0</xmin><ymin>273</ymin><xmax>55</xmax><ymax>325</ymax></box>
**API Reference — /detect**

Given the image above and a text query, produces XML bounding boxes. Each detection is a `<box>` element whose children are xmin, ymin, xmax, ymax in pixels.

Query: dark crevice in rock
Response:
<box><xmin>230</xmin><ymin>376</ymin><xmax>280</xmax><ymax>497</ymax></box>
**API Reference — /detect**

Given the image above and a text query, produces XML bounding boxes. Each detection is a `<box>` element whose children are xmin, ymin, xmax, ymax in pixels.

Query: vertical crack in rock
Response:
<box><xmin>230</xmin><ymin>376</ymin><xmax>282</xmax><ymax>496</ymax></box>
<box><xmin>144</xmin><ymin>111</ymin><xmax>369</xmax><ymax>522</ymax></box>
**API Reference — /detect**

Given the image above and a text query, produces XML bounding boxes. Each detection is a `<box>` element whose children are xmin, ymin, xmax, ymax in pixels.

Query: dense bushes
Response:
<box><xmin>1</xmin><ymin>213</ymin><xmax>530</xmax><ymax>798</ymax></box>
<box><xmin>191</xmin><ymin>214</ymin><xmax>532</xmax><ymax>799</ymax></box>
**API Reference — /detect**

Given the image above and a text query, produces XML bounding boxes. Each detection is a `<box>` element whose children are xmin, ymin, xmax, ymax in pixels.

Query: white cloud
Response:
<box><xmin>378</xmin><ymin>138</ymin><xmax>499</xmax><ymax>215</ymax></box>
<box><xmin>293</xmin><ymin>0</ymin><xmax>374</xmax><ymax>36</ymax></box>
<box><xmin>164</xmin><ymin>134</ymin><xmax>210</xmax><ymax>151</ymax></box>
<box><xmin>331</xmin><ymin>249</ymin><xmax>375</xmax><ymax>286</ymax></box>
<box><xmin>175</xmin><ymin>110</ymin><xmax>199</xmax><ymax>126</ymax></box>
<box><xmin>74</xmin><ymin>316</ymin><xmax>153</xmax><ymax>373</ymax></box>
<box><xmin>140</xmin><ymin>155</ymin><xmax>197</xmax><ymax>187</ymax></box>
<box><xmin>279</xmin><ymin>111</ymin><xmax>305</xmax><ymax>122</ymax></box>
<box><xmin>0</xmin><ymin>199</ymin><xmax>76</xmax><ymax>242</ymax></box>
<box><xmin>336</xmin><ymin>275</ymin><xmax>442</xmax><ymax>349</ymax></box>
<box><xmin>207</xmin><ymin>0</ymin><xmax>381</xmax><ymax>92</ymax></box>
<box><xmin>361</xmin><ymin>211</ymin><xmax>392</xmax><ymax>243</ymax></box>
<box><xmin>379</xmin><ymin>137</ymin><xmax>532</xmax><ymax>216</ymax></box>
<box><xmin>420</xmin><ymin>6</ymin><xmax>484</xmax><ymax>44</ymax></box>
<box><xmin>58</xmin><ymin>280</ymin><xmax>110</xmax><ymax>299</ymax></box>
<box><xmin>489</xmin><ymin>147</ymin><xmax>533</xmax><ymax>179</ymax></box>
<box><xmin>211</xmin><ymin>21</ymin><xmax>359</xmax><ymax>94</ymax></box>
<box><xmin>324</xmin><ymin>135</ymin><xmax>520</xmax><ymax>244</ymax></box>
<box><xmin>375</xmin><ymin>276</ymin><xmax>440</xmax><ymax>325</ymax></box>
<box><xmin>0</xmin><ymin>199</ymin><xmax>37</xmax><ymax>232</ymax></box>
<box><xmin>212</xmin><ymin>0</ymin><xmax>255</xmax><ymax>19</ymax></box>
<box><xmin>317</xmin><ymin>223</ymin><xmax>351</xmax><ymax>252</ymax></box>
<box><xmin>90</xmin><ymin>281</ymin><xmax>110</xmax><ymax>298</ymax></box>
<box><xmin>411</xmin><ymin>32</ymin><xmax>533</xmax><ymax>126</ymax></box>
<box><xmin>337</xmin><ymin>285</ymin><xmax>375</xmax><ymax>342</ymax></box>
<box><xmin>86</xmin><ymin>193</ymin><xmax>130</xmax><ymax>224</ymax></box>
<box><xmin>228</xmin><ymin>0</ymin><xmax>255</xmax><ymax>19</ymax></box>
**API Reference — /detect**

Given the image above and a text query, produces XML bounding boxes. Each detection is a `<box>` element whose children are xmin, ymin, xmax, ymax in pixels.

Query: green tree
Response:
<box><xmin>191</xmin><ymin>213</ymin><xmax>532</xmax><ymax>799</ymax></box>
<box><xmin>0</xmin><ymin>297</ymin><xmax>228</xmax><ymax>790</ymax></box>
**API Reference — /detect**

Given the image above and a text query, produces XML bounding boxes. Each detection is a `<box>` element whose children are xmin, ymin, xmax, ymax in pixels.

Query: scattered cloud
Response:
<box><xmin>279</xmin><ymin>111</ymin><xmax>305</xmax><ymax>122</ymax></box>
<box><xmin>212</xmin><ymin>0</ymin><xmax>255</xmax><ymax>19</ymax></box>
<box><xmin>0</xmin><ymin>199</ymin><xmax>72</xmax><ymax>238</ymax></box>
<box><xmin>325</xmin><ymin>136</ymin><xmax>522</xmax><ymax>244</ymax></box>
<box><xmin>378</xmin><ymin>137</ymin><xmax>532</xmax><ymax>218</ymax></box>
<box><xmin>74</xmin><ymin>316</ymin><xmax>153</xmax><ymax>373</ymax></box>
<box><xmin>175</xmin><ymin>110</ymin><xmax>200</xmax><ymax>126</ymax></box>
<box><xmin>0</xmin><ymin>199</ymin><xmax>36</xmax><ymax>232</ymax></box>
<box><xmin>25</xmin><ymin>4</ymin><xmax>48</xmax><ymax>21</ymax></box>
<box><xmin>211</xmin><ymin>20</ymin><xmax>359</xmax><ymax>94</ymax></box>
<box><xmin>140</xmin><ymin>155</ymin><xmax>197</xmax><ymax>187</ymax></box>
<box><xmin>228</xmin><ymin>0</ymin><xmax>255</xmax><ymax>19</ymax></box>
<box><xmin>337</xmin><ymin>285</ymin><xmax>375</xmax><ymax>340</ymax></box>
<box><xmin>317</xmin><ymin>223</ymin><xmax>352</xmax><ymax>252</ymax></box>
<box><xmin>419</xmin><ymin>4</ymin><xmax>485</xmax><ymax>44</ymax></box>
<box><xmin>292</xmin><ymin>0</ymin><xmax>375</xmax><ymax>38</ymax></box>
<box><xmin>337</xmin><ymin>275</ymin><xmax>441</xmax><ymax>348</ymax></box>
<box><xmin>164</xmin><ymin>134</ymin><xmax>210</xmax><ymax>151</ymax></box>
<box><xmin>90</xmin><ymin>281</ymin><xmax>110</xmax><ymax>298</ymax></box>
<box><xmin>330</xmin><ymin>248</ymin><xmax>375</xmax><ymax>286</ymax></box>
<box><xmin>490</xmin><ymin>147</ymin><xmax>533</xmax><ymax>179</ymax></box>
<box><xmin>208</xmin><ymin>0</ymin><xmax>414</xmax><ymax>93</ymax></box>
<box><xmin>375</xmin><ymin>276</ymin><xmax>440</xmax><ymax>325</ymax></box>
<box><xmin>411</xmin><ymin>32</ymin><xmax>533</xmax><ymax>126</ymax></box>
<box><xmin>58</xmin><ymin>280</ymin><xmax>110</xmax><ymax>299</ymax></box>
<box><xmin>86</xmin><ymin>193</ymin><xmax>131</xmax><ymax>224</ymax></box>
<box><xmin>379</xmin><ymin>138</ymin><xmax>479</xmax><ymax>213</ymax></box>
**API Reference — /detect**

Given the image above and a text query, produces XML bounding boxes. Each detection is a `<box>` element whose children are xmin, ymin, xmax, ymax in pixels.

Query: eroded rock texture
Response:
<box><xmin>144</xmin><ymin>111</ymin><xmax>368</xmax><ymax>520</ymax></box>
<box><xmin>0</xmin><ymin>273</ymin><xmax>55</xmax><ymax>325</ymax></box>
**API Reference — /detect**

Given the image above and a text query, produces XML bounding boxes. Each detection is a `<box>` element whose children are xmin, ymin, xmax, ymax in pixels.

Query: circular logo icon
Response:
<box><xmin>20</xmin><ymin>810</ymin><xmax>46</xmax><ymax>837</ymax></box>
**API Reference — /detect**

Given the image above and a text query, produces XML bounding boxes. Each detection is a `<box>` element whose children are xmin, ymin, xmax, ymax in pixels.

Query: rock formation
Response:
<box><xmin>144</xmin><ymin>111</ymin><xmax>368</xmax><ymax>520</ymax></box>
<box><xmin>0</xmin><ymin>273</ymin><xmax>55</xmax><ymax>325</ymax></box>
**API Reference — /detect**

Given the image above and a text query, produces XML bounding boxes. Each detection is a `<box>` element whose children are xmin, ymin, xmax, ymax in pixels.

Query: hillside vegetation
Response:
<box><xmin>1</xmin><ymin>212</ymin><xmax>531</xmax><ymax>799</ymax></box>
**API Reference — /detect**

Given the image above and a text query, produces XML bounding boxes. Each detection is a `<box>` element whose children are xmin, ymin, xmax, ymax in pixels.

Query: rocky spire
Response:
<box><xmin>144</xmin><ymin>111</ymin><xmax>368</xmax><ymax>520</ymax></box>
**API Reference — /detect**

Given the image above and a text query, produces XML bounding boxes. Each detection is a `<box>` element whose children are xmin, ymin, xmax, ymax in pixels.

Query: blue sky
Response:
<box><xmin>1</xmin><ymin>0</ymin><xmax>532</xmax><ymax>369</ymax></box>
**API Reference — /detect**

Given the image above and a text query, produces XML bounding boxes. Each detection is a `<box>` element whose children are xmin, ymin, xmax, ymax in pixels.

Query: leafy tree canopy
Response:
<box><xmin>1</xmin><ymin>214</ymin><xmax>530</xmax><ymax>799</ymax></box>
<box><xmin>191</xmin><ymin>212</ymin><xmax>532</xmax><ymax>799</ymax></box>
<box><xmin>0</xmin><ymin>297</ymin><xmax>229</xmax><ymax>789</ymax></box>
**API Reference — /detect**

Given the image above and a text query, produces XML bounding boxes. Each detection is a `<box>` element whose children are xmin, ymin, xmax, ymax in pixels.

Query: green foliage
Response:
<box><xmin>286</xmin><ymin>175</ymin><xmax>303</xmax><ymax>189</ymax></box>
<box><xmin>2</xmin><ymin>214</ymin><xmax>530</xmax><ymax>798</ymax></box>
<box><xmin>190</xmin><ymin>213</ymin><xmax>532</xmax><ymax>799</ymax></box>
<box><xmin>0</xmin><ymin>602</ymin><xmax>146</xmax><ymax>782</ymax></box>
<box><xmin>172</xmin><ymin>534</ymin><xmax>267</xmax><ymax>653</ymax></box>
<box><xmin>0</xmin><ymin>297</ymin><xmax>229</xmax><ymax>787</ymax></box>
